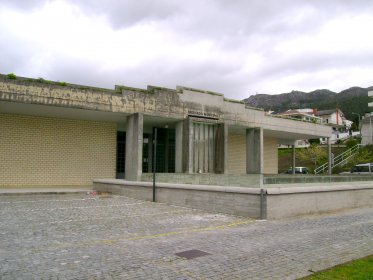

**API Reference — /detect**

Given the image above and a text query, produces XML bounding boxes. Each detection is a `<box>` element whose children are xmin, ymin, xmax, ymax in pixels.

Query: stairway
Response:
<box><xmin>314</xmin><ymin>144</ymin><xmax>361</xmax><ymax>174</ymax></box>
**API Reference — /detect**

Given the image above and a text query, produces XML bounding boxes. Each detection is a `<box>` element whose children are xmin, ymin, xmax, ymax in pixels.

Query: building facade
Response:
<box><xmin>0</xmin><ymin>75</ymin><xmax>331</xmax><ymax>187</ymax></box>
<box><xmin>360</xmin><ymin>91</ymin><xmax>373</xmax><ymax>145</ymax></box>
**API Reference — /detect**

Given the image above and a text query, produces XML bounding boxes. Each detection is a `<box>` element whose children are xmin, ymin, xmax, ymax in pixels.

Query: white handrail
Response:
<box><xmin>314</xmin><ymin>144</ymin><xmax>361</xmax><ymax>174</ymax></box>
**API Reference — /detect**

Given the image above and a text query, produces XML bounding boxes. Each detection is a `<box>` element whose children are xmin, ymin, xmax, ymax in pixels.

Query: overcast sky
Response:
<box><xmin>1</xmin><ymin>0</ymin><xmax>373</xmax><ymax>99</ymax></box>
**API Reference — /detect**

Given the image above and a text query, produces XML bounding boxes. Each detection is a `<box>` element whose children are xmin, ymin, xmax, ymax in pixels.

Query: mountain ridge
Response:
<box><xmin>243</xmin><ymin>86</ymin><xmax>373</xmax><ymax>120</ymax></box>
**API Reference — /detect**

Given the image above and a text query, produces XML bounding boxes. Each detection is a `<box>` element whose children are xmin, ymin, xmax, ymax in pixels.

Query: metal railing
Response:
<box><xmin>314</xmin><ymin>144</ymin><xmax>361</xmax><ymax>174</ymax></box>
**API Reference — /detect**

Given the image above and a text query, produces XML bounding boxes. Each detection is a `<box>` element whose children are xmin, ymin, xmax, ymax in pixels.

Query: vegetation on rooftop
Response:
<box><xmin>6</xmin><ymin>73</ymin><xmax>16</xmax><ymax>79</ymax></box>
<box><xmin>1</xmin><ymin>72</ymin><xmax>118</xmax><ymax>92</ymax></box>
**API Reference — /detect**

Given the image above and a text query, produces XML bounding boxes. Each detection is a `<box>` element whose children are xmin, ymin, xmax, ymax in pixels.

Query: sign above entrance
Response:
<box><xmin>188</xmin><ymin>110</ymin><xmax>220</xmax><ymax>120</ymax></box>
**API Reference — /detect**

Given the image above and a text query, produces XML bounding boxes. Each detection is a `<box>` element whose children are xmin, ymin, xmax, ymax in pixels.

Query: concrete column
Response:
<box><xmin>327</xmin><ymin>137</ymin><xmax>332</xmax><ymax>175</ymax></box>
<box><xmin>175</xmin><ymin>121</ymin><xmax>183</xmax><ymax>173</ymax></box>
<box><xmin>292</xmin><ymin>144</ymin><xmax>296</xmax><ymax>174</ymax></box>
<box><xmin>125</xmin><ymin>113</ymin><xmax>143</xmax><ymax>181</ymax></box>
<box><xmin>182</xmin><ymin>118</ymin><xmax>193</xmax><ymax>173</ymax></box>
<box><xmin>246</xmin><ymin>127</ymin><xmax>263</xmax><ymax>174</ymax></box>
<box><xmin>215</xmin><ymin>123</ymin><xmax>228</xmax><ymax>174</ymax></box>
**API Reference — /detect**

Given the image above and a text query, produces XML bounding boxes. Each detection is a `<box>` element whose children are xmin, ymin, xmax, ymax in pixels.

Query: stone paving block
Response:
<box><xmin>0</xmin><ymin>193</ymin><xmax>372</xmax><ymax>279</ymax></box>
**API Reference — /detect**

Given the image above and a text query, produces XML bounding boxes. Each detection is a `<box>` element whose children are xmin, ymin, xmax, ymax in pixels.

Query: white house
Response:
<box><xmin>277</xmin><ymin>108</ymin><xmax>357</xmax><ymax>144</ymax></box>
<box><xmin>315</xmin><ymin>108</ymin><xmax>357</xmax><ymax>144</ymax></box>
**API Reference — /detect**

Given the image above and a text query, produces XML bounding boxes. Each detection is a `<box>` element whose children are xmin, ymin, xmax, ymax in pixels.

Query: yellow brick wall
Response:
<box><xmin>228</xmin><ymin>134</ymin><xmax>278</xmax><ymax>174</ymax></box>
<box><xmin>263</xmin><ymin>137</ymin><xmax>278</xmax><ymax>174</ymax></box>
<box><xmin>228</xmin><ymin>134</ymin><xmax>246</xmax><ymax>174</ymax></box>
<box><xmin>0</xmin><ymin>114</ymin><xmax>116</xmax><ymax>187</ymax></box>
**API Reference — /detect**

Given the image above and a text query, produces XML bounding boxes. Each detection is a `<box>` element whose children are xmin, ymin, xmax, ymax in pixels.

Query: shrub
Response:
<box><xmin>348</xmin><ymin>148</ymin><xmax>373</xmax><ymax>167</ymax></box>
<box><xmin>296</xmin><ymin>144</ymin><xmax>327</xmax><ymax>169</ymax></box>
<box><xmin>6</xmin><ymin>73</ymin><xmax>16</xmax><ymax>79</ymax></box>
<box><xmin>345</xmin><ymin>138</ymin><xmax>358</xmax><ymax>149</ymax></box>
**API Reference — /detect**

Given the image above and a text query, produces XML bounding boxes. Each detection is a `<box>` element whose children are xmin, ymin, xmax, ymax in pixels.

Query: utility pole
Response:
<box><xmin>352</xmin><ymin>112</ymin><xmax>361</xmax><ymax>136</ymax></box>
<box><xmin>152</xmin><ymin>127</ymin><xmax>157</xmax><ymax>202</ymax></box>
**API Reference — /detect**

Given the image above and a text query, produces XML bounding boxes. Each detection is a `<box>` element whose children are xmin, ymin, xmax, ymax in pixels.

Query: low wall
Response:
<box><xmin>141</xmin><ymin>173</ymin><xmax>263</xmax><ymax>187</ymax></box>
<box><xmin>266</xmin><ymin>184</ymin><xmax>373</xmax><ymax>219</ymax></box>
<box><xmin>264</xmin><ymin>174</ymin><xmax>373</xmax><ymax>184</ymax></box>
<box><xmin>94</xmin><ymin>179</ymin><xmax>262</xmax><ymax>218</ymax></box>
<box><xmin>93</xmin><ymin>179</ymin><xmax>373</xmax><ymax>219</ymax></box>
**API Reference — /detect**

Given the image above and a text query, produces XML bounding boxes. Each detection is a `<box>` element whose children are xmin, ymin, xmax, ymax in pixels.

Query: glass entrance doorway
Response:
<box><xmin>152</xmin><ymin>128</ymin><xmax>175</xmax><ymax>173</ymax></box>
<box><xmin>192</xmin><ymin>123</ymin><xmax>216</xmax><ymax>173</ymax></box>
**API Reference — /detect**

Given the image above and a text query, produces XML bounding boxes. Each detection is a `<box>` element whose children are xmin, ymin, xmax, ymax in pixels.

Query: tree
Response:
<box><xmin>348</xmin><ymin>148</ymin><xmax>373</xmax><ymax>167</ymax></box>
<box><xmin>296</xmin><ymin>144</ymin><xmax>327</xmax><ymax>170</ymax></box>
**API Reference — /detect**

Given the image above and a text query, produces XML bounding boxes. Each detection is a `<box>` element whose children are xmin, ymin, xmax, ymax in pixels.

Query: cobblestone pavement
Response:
<box><xmin>0</xmin><ymin>193</ymin><xmax>372</xmax><ymax>280</ymax></box>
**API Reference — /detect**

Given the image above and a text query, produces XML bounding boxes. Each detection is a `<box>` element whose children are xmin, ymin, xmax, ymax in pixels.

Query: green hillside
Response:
<box><xmin>244</xmin><ymin>86</ymin><xmax>373</xmax><ymax>125</ymax></box>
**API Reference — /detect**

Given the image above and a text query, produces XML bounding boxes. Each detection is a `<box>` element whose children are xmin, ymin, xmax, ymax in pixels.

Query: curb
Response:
<box><xmin>0</xmin><ymin>189</ymin><xmax>95</xmax><ymax>196</ymax></box>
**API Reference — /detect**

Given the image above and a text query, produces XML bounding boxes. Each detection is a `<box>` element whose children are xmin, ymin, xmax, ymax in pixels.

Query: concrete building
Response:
<box><xmin>361</xmin><ymin>114</ymin><xmax>373</xmax><ymax>145</ymax></box>
<box><xmin>0</xmin><ymin>74</ymin><xmax>332</xmax><ymax>187</ymax></box>
<box><xmin>361</xmin><ymin>91</ymin><xmax>373</xmax><ymax>145</ymax></box>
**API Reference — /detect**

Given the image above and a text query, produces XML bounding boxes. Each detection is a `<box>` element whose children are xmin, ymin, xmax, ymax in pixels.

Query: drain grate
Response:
<box><xmin>175</xmin><ymin>249</ymin><xmax>210</xmax><ymax>260</ymax></box>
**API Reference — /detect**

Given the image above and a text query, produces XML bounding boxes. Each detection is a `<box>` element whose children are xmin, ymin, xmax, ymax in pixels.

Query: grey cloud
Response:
<box><xmin>1</xmin><ymin>0</ymin><xmax>373</xmax><ymax>98</ymax></box>
<box><xmin>45</xmin><ymin>53</ymin><xmax>247</xmax><ymax>98</ymax></box>
<box><xmin>67</xmin><ymin>0</ymin><xmax>373</xmax><ymax>37</ymax></box>
<box><xmin>0</xmin><ymin>0</ymin><xmax>46</xmax><ymax>10</ymax></box>
<box><xmin>254</xmin><ymin>49</ymin><xmax>373</xmax><ymax>82</ymax></box>
<box><xmin>71</xmin><ymin>0</ymin><xmax>182</xmax><ymax>28</ymax></box>
<box><xmin>0</xmin><ymin>27</ymin><xmax>37</xmax><ymax>74</ymax></box>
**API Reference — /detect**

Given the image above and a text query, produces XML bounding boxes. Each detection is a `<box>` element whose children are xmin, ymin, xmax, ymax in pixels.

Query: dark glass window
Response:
<box><xmin>152</xmin><ymin>128</ymin><xmax>175</xmax><ymax>173</ymax></box>
<box><xmin>116</xmin><ymin>131</ymin><xmax>126</xmax><ymax>174</ymax></box>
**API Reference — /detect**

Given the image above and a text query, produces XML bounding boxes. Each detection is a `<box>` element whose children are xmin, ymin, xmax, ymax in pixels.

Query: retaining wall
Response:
<box><xmin>93</xmin><ymin>179</ymin><xmax>373</xmax><ymax>219</ymax></box>
<box><xmin>94</xmin><ymin>179</ymin><xmax>262</xmax><ymax>218</ymax></box>
<box><xmin>141</xmin><ymin>173</ymin><xmax>263</xmax><ymax>187</ymax></box>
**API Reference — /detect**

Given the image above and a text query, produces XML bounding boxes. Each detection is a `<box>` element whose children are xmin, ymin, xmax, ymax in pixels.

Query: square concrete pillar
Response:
<box><xmin>175</xmin><ymin>121</ymin><xmax>183</xmax><ymax>173</ymax></box>
<box><xmin>246</xmin><ymin>127</ymin><xmax>263</xmax><ymax>174</ymax></box>
<box><xmin>182</xmin><ymin>118</ymin><xmax>193</xmax><ymax>173</ymax></box>
<box><xmin>125</xmin><ymin>113</ymin><xmax>143</xmax><ymax>181</ymax></box>
<box><xmin>215</xmin><ymin>123</ymin><xmax>228</xmax><ymax>174</ymax></box>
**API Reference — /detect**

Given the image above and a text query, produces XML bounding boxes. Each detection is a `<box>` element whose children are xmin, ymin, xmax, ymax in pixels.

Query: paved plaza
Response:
<box><xmin>0</xmin><ymin>193</ymin><xmax>372</xmax><ymax>279</ymax></box>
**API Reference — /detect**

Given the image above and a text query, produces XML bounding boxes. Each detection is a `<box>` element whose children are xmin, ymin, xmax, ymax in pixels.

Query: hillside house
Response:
<box><xmin>277</xmin><ymin>108</ymin><xmax>356</xmax><ymax>144</ymax></box>
<box><xmin>316</xmin><ymin>109</ymin><xmax>356</xmax><ymax>144</ymax></box>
